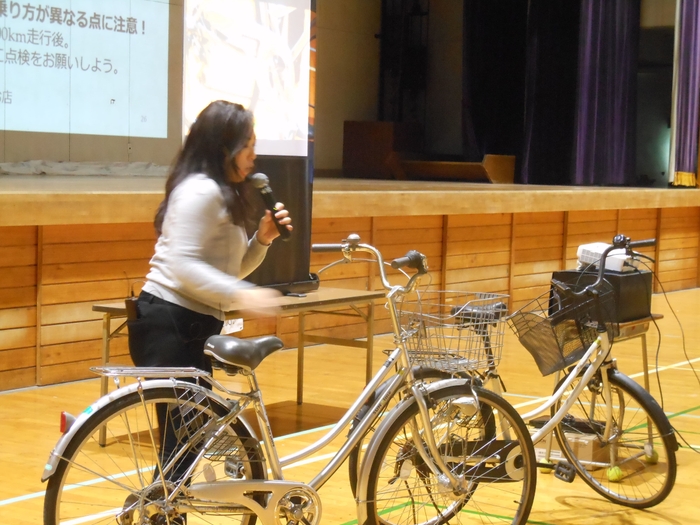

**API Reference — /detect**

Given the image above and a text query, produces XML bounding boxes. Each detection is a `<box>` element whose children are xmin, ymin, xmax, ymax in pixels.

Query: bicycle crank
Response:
<box><xmin>275</xmin><ymin>487</ymin><xmax>322</xmax><ymax>525</ymax></box>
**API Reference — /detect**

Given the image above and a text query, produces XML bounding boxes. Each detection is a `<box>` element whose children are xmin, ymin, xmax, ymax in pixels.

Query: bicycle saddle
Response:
<box><xmin>451</xmin><ymin>302</ymin><xmax>508</xmax><ymax>325</ymax></box>
<box><xmin>204</xmin><ymin>335</ymin><xmax>284</xmax><ymax>374</ymax></box>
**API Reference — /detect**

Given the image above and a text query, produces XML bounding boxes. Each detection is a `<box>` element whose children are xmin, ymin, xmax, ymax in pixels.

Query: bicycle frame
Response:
<box><xmin>484</xmin><ymin>330</ymin><xmax>614</xmax><ymax>447</ymax></box>
<box><xmin>43</xmin><ymin>238</ymin><xmax>472</xmax><ymax>524</ymax></box>
<box><xmin>493</xmin><ymin>236</ymin><xmax>658</xmax><ymax>449</ymax></box>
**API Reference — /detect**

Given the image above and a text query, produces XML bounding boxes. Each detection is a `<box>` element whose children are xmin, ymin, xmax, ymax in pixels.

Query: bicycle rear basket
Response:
<box><xmin>397</xmin><ymin>289</ymin><xmax>508</xmax><ymax>373</ymax></box>
<box><xmin>507</xmin><ymin>280</ymin><xmax>616</xmax><ymax>376</ymax></box>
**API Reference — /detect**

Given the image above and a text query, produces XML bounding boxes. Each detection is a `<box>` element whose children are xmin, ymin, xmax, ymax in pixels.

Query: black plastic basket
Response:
<box><xmin>507</xmin><ymin>280</ymin><xmax>616</xmax><ymax>376</ymax></box>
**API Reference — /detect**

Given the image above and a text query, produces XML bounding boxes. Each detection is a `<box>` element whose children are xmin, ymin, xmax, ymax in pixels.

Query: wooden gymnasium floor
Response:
<box><xmin>1</xmin><ymin>289</ymin><xmax>699</xmax><ymax>525</ymax></box>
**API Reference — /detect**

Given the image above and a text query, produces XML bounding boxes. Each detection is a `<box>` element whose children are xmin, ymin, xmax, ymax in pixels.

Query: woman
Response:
<box><xmin>126</xmin><ymin>101</ymin><xmax>291</xmax><ymax>501</ymax></box>
<box><xmin>128</xmin><ymin>100</ymin><xmax>291</xmax><ymax>373</ymax></box>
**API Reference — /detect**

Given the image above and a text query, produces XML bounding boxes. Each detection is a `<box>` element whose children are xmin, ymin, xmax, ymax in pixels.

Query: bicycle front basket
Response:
<box><xmin>398</xmin><ymin>289</ymin><xmax>509</xmax><ymax>373</ymax></box>
<box><xmin>507</xmin><ymin>280</ymin><xmax>616</xmax><ymax>376</ymax></box>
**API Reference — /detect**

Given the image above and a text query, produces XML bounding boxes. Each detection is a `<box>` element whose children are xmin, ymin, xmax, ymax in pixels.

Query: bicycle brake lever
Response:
<box><xmin>551</xmin><ymin>279</ymin><xmax>570</xmax><ymax>295</ymax></box>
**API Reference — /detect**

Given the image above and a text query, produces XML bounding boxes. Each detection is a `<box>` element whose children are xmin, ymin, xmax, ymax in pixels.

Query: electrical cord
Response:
<box><xmin>636</xmin><ymin>256</ymin><xmax>700</xmax><ymax>388</ymax></box>
<box><xmin>570</xmin><ymin>251</ymin><xmax>699</xmax><ymax>454</ymax></box>
<box><xmin>634</xmin><ymin>255</ymin><xmax>700</xmax><ymax>455</ymax></box>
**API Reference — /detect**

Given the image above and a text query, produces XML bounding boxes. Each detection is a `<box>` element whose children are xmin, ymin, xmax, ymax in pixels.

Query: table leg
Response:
<box><xmin>297</xmin><ymin>311</ymin><xmax>305</xmax><ymax>405</ymax></box>
<box><xmin>641</xmin><ymin>333</ymin><xmax>650</xmax><ymax>392</ymax></box>
<box><xmin>99</xmin><ymin>313</ymin><xmax>111</xmax><ymax>446</ymax></box>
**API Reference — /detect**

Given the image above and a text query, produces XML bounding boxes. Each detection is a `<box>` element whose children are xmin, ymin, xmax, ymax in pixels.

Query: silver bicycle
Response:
<box><xmin>42</xmin><ymin>234</ymin><xmax>537</xmax><ymax>525</ymax></box>
<box><xmin>502</xmin><ymin>234</ymin><xmax>678</xmax><ymax>508</ymax></box>
<box><xmin>348</xmin><ymin>234</ymin><xmax>678</xmax><ymax>510</ymax></box>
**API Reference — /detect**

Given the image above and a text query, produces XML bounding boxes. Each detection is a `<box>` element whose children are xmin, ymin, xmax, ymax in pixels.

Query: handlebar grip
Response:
<box><xmin>390</xmin><ymin>256</ymin><xmax>412</xmax><ymax>269</ymax></box>
<box><xmin>311</xmin><ymin>244</ymin><xmax>344</xmax><ymax>253</ymax></box>
<box><xmin>551</xmin><ymin>278</ymin><xmax>574</xmax><ymax>298</ymax></box>
<box><xmin>629</xmin><ymin>238</ymin><xmax>656</xmax><ymax>249</ymax></box>
<box><xmin>390</xmin><ymin>250</ymin><xmax>428</xmax><ymax>273</ymax></box>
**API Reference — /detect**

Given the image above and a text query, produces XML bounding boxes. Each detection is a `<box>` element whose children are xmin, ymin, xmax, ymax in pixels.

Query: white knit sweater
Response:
<box><xmin>142</xmin><ymin>174</ymin><xmax>269</xmax><ymax>320</ymax></box>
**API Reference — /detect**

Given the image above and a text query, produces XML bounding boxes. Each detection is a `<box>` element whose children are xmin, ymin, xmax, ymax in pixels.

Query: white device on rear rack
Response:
<box><xmin>577</xmin><ymin>242</ymin><xmax>640</xmax><ymax>273</ymax></box>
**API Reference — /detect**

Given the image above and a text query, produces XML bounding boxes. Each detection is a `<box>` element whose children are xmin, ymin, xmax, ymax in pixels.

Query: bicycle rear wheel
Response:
<box><xmin>44</xmin><ymin>385</ymin><xmax>265</xmax><ymax>525</ymax></box>
<box><xmin>363</xmin><ymin>383</ymin><xmax>536</xmax><ymax>525</ymax></box>
<box><xmin>553</xmin><ymin>368</ymin><xmax>677</xmax><ymax>508</ymax></box>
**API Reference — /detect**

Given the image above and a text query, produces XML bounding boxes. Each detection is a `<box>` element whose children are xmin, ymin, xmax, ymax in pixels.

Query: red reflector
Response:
<box><xmin>60</xmin><ymin>411</ymin><xmax>77</xmax><ymax>433</ymax></box>
<box><xmin>60</xmin><ymin>411</ymin><xmax>76</xmax><ymax>433</ymax></box>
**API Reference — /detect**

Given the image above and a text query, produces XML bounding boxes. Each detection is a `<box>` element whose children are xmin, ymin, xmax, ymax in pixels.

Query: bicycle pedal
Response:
<box><xmin>553</xmin><ymin>461</ymin><xmax>576</xmax><ymax>483</ymax></box>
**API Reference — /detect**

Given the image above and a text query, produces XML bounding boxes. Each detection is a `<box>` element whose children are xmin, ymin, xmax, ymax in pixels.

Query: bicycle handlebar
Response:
<box><xmin>390</xmin><ymin>250</ymin><xmax>429</xmax><ymax>272</ymax></box>
<box><xmin>628</xmin><ymin>238</ymin><xmax>656</xmax><ymax>249</ymax></box>
<box><xmin>311</xmin><ymin>234</ymin><xmax>428</xmax><ymax>294</ymax></box>
<box><xmin>311</xmin><ymin>243</ymin><xmax>344</xmax><ymax>253</ymax></box>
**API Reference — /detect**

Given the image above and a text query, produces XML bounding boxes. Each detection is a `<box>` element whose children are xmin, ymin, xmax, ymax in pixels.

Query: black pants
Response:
<box><xmin>127</xmin><ymin>290</ymin><xmax>223</xmax><ymax>372</ymax></box>
<box><xmin>127</xmin><ymin>291</ymin><xmax>224</xmax><ymax>484</ymax></box>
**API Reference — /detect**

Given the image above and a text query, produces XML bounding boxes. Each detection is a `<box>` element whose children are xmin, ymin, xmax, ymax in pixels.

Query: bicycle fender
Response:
<box><xmin>608</xmin><ymin>369</ymin><xmax>679</xmax><ymax>451</ymax></box>
<box><xmin>354</xmin><ymin>377</ymin><xmax>472</xmax><ymax>522</ymax></box>
<box><xmin>41</xmin><ymin>379</ymin><xmax>254</xmax><ymax>482</ymax></box>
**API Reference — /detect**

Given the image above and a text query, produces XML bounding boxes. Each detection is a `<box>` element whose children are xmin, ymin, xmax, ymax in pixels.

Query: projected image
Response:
<box><xmin>0</xmin><ymin>0</ymin><xmax>169</xmax><ymax>138</ymax></box>
<box><xmin>184</xmin><ymin>0</ymin><xmax>311</xmax><ymax>156</ymax></box>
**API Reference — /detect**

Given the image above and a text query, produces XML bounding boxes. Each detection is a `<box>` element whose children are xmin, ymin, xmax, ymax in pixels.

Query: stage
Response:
<box><xmin>0</xmin><ymin>175</ymin><xmax>699</xmax><ymax>225</ymax></box>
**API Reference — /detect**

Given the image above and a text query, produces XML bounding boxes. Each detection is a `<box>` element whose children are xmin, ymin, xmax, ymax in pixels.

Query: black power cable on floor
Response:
<box><xmin>635</xmin><ymin>255</ymin><xmax>700</xmax><ymax>455</ymax></box>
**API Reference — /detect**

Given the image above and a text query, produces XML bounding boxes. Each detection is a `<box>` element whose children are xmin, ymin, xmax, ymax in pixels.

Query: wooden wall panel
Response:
<box><xmin>511</xmin><ymin>212</ymin><xmax>565</xmax><ymax>312</ymax></box>
<box><xmin>0</xmin><ymin>226</ymin><xmax>37</xmax><ymax>391</ymax></box>
<box><xmin>445</xmin><ymin>214</ymin><xmax>511</xmax><ymax>295</ymax></box>
<box><xmin>37</xmin><ymin>223</ymin><xmax>155</xmax><ymax>386</ymax></box>
<box><xmin>41</xmin><ymin>358</ymin><xmax>107</xmax><ymax>386</ymax></box>
<box><xmin>657</xmin><ymin>208</ymin><xmax>700</xmax><ymax>292</ymax></box>
<box><xmin>42</xmin><ymin>223</ymin><xmax>156</xmax><ymax>243</ymax></box>
<box><xmin>2</xmin><ymin>205</ymin><xmax>700</xmax><ymax>392</ymax></box>
<box><xmin>0</xmin><ymin>368</ymin><xmax>36</xmax><ymax>391</ymax></box>
<box><xmin>0</xmin><ymin>306</ymin><xmax>35</xmax><ymax>330</ymax></box>
<box><xmin>0</xmin><ymin>287</ymin><xmax>36</xmax><ymax>309</ymax></box>
<box><xmin>42</xmin><ymin>339</ymin><xmax>113</xmax><ymax>367</ymax></box>
<box><xmin>43</xmin><ymin>280</ymin><xmax>139</xmax><ymax>305</ymax></box>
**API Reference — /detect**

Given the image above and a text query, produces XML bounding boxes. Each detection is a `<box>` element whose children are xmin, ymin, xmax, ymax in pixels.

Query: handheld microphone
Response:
<box><xmin>249</xmin><ymin>173</ymin><xmax>292</xmax><ymax>241</ymax></box>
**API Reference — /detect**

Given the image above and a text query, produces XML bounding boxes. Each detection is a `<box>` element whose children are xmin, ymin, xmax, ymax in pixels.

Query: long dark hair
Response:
<box><xmin>155</xmin><ymin>100</ymin><xmax>258</xmax><ymax>234</ymax></box>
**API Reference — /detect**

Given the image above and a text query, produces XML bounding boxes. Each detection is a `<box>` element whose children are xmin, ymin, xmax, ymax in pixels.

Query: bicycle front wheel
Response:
<box><xmin>348</xmin><ymin>367</ymin><xmax>467</xmax><ymax>498</ymax></box>
<box><xmin>363</xmin><ymin>383</ymin><xmax>536</xmax><ymax>525</ymax></box>
<box><xmin>44</xmin><ymin>385</ymin><xmax>265</xmax><ymax>525</ymax></box>
<box><xmin>553</xmin><ymin>368</ymin><xmax>677</xmax><ymax>508</ymax></box>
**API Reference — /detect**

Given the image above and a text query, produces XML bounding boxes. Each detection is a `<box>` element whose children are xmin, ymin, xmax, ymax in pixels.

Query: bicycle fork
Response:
<box><xmin>409</xmin><ymin>382</ymin><xmax>465</xmax><ymax>490</ymax></box>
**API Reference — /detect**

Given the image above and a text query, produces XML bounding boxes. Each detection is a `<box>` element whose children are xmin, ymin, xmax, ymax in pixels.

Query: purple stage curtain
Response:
<box><xmin>573</xmin><ymin>0</ymin><xmax>640</xmax><ymax>186</ymax></box>
<box><xmin>520</xmin><ymin>1</ymin><xmax>580</xmax><ymax>185</ymax></box>
<box><xmin>462</xmin><ymin>0</ymin><xmax>528</xmax><ymax>164</ymax></box>
<box><xmin>671</xmin><ymin>0</ymin><xmax>700</xmax><ymax>187</ymax></box>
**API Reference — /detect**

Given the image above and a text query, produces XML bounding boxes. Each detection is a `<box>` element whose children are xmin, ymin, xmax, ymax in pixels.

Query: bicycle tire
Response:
<box><xmin>553</xmin><ymin>367</ymin><xmax>677</xmax><ymax>509</ymax></box>
<box><xmin>362</xmin><ymin>383</ymin><xmax>536</xmax><ymax>525</ymax></box>
<box><xmin>44</xmin><ymin>385</ymin><xmax>265</xmax><ymax>525</ymax></box>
